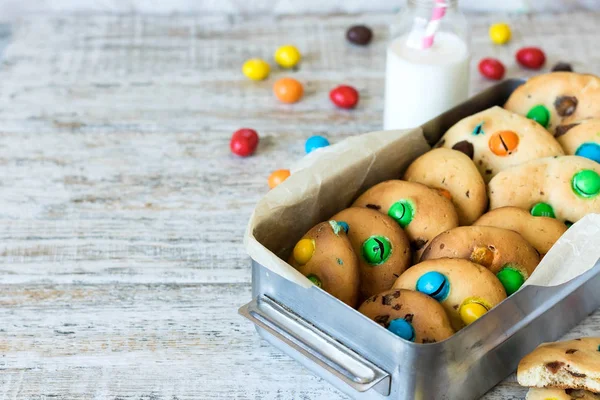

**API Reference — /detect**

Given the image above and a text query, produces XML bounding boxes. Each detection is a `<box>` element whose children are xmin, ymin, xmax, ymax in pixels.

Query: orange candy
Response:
<box><xmin>489</xmin><ymin>130</ymin><xmax>519</xmax><ymax>156</ymax></box>
<box><xmin>273</xmin><ymin>78</ymin><xmax>304</xmax><ymax>103</ymax></box>
<box><xmin>268</xmin><ymin>169</ymin><xmax>291</xmax><ymax>189</ymax></box>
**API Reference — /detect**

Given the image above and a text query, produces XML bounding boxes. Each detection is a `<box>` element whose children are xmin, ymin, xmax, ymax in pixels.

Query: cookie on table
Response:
<box><xmin>352</xmin><ymin>180</ymin><xmax>459</xmax><ymax>258</ymax></box>
<box><xmin>436</xmin><ymin>106</ymin><xmax>564</xmax><ymax>182</ymax></box>
<box><xmin>526</xmin><ymin>388</ymin><xmax>600</xmax><ymax>400</ymax></box>
<box><xmin>517</xmin><ymin>337</ymin><xmax>600</xmax><ymax>393</ymax></box>
<box><xmin>331</xmin><ymin>207</ymin><xmax>411</xmax><ymax>301</ymax></box>
<box><xmin>288</xmin><ymin>220</ymin><xmax>360</xmax><ymax>308</ymax></box>
<box><xmin>504</xmin><ymin>72</ymin><xmax>600</xmax><ymax>133</ymax></box>
<box><xmin>392</xmin><ymin>258</ymin><xmax>507</xmax><ymax>331</ymax></box>
<box><xmin>420</xmin><ymin>226</ymin><xmax>540</xmax><ymax>295</ymax></box>
<box><xmin>488</xmin><ymin>156</ymin><xmax>600</xmax><ymax>223</ymax></box>
<box><xmin>358</xmin><ymin>288</ymin><xmax>455</xmax><ymax>343</ymax></box>
<box><xmin>473</xmin><ymin>207</ymin><xmax>567</xmax><ymax>256</ymax></box>
<box><xmin>555</xmin><ymin>119</ymin><xmax>600</xmax><ymax>164</ymax></box>
<box><xmin>403</xmin><ymin>148</ymin><xmax>488</xmax><ymax>225</ymax></box>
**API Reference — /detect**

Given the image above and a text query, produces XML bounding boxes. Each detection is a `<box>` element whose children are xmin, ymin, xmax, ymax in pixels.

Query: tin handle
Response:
<box><xmin>239</xmin><ymin>296</ymin><xmax>391</xmax><ymax>396</ymax></box>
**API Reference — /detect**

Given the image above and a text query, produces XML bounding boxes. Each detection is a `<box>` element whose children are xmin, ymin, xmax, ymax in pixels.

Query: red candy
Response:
<box><xmin>230</xmin><ymin>128</ymin><xmax>259</xmax><ymax>157</ymax></box>
<box><xmin>329</xmin><ymin>85</ymin><xmax>359</xmax><ymax>109</ymax></box>
<box><xmin>478</xmin><ymin>58</ymin><xmax>505</xmax><ymax>80</ymax></box>
<box><xmin>516</xmin><ymin>47</ymin><xmax>546</xmax><ymax>69</ymax></box>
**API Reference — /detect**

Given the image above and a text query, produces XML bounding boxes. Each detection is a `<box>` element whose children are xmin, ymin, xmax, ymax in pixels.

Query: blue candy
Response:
<box><xmin>416</xmin><ymin>271</ymin><xmax>450</xmax><ymax>301</ymax></box>
<box><xmin>387</xmin><ymin>318</ymin><xmax>415</xmax><ymax>342</ymax></box>
<box><xmin>305</xmin><ymin>135</ymin><xmax>330</xmax><ymax>154</ymax></box>
<box><xmin>337</xmin><ymin>221</ymin><xmax>349</xmax><ymax>234</ymax></box>
<box><xmin>575</xmin><ymin>142</ymin><xmax>600</xmax><ymax>164</ymax></box>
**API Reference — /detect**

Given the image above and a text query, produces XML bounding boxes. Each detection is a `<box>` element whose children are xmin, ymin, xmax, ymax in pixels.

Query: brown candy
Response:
<box><xmin>552</xmin><ymin>62</ymin><xmax>573</xmax><ymax>72</ymax></box>
<box><xmin>451</xmin><ymin>140</ymin><xmax>474</xmax><ymax>159</ymax></box>
<box><xmin>554</xmin><ymin>95</ymin><xmax>578</xmax><ymax>117</ymax></box>
<box><xmin>346</xmin><ymin>25</ymin><xmax>373</xmax><ymax>45</ymax></box>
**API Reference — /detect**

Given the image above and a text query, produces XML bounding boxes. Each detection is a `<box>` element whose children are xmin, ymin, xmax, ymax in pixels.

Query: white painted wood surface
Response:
<box><xmin>0</xmin><ymin>12</ymin><xmax>599</xmax><ymax>399</ymax></box>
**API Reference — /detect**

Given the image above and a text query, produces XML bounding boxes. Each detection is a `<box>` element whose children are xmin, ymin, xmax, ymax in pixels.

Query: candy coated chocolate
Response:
<box><xmin>307</xmin><ymin>274</ymin><xmax>322</xmax><ymax>288</ymax></box>
<box><xmin>526</xmin><ymin>105</ymin><xmax>550</xmax><ymax>128</ymax></box>
<box><xmin>230</xmin><ymin>128</ymin><xmax>259</xmax><ymax>157</ymax></box>
<box><xmin>337</xmin><ymin>221</ymin><xmax>350</xmax><ymax>234</ymax></box>
<box><xmin>459</xmin><ymin>301</ymin><xmax>488</xmax><ymax>326</ymax></box>
<box><xmin>416</xmin><ymin>271</ymin><xmax>450</xmax><ymax>301</ymax></box>
<box><xmin>554</xmin><ymin>96</ymin><xmax>578</xmax><ymax>117</ymax></box>
<box><xmin>268</xmin><ymin>169</ymin><xmax>291</xmax><ymax>189</ymax></box>
<box><xmin>273</xmin><ymin>78</ymin><xmax>303</xmax><ymax>103</ymax></box>
<box><xmin>242</xmin><ymin>58</ymin><xmax>270</xmax><ymax>81</ymax></box>
<box><xmin>516</xmin><ymin>47</ymin><xmax>546</xmax><ymax>69</ymax></box>
<box><xmin>489</xmin><ymin>130</ymin><xmax>519</xmax><ymax>156</ymax></box>
<box><xmin>489</xmin><ymin>23</ymin><xmax>511</xmax><ymax>45</ymax></box>
<box><xmin>496</xmin><ymin>267</ymin><xmax>525</xmax><ymax>296</ymax></box>
<box><xmin>274</xmin><ymin>45</ymin><xmax>301</xmax><ymax>68</ymax></box>
<box><xmin>576</xmin><ymin>143</ymin><xmax>600</xmax><ymax>164</ymax></box>
<box><xmin>530</xmin><ymin>202</ymin><xmax>556</xmax><ymax>218</ymax></box>
<box><xmin>388</xmin><ymin>199</ymin><xmax>414</xmax><ymax>228</ymax></box>
<box><xmin>361</xmin><ymin>235</ymin><xmax>392</xmax><ymax>265</ymax></box>
<box><xmin>293</xmin><ymin>238</ymin><xmax>315</xmax><ymax>265</ymax></box>
<box><xmin>305</xmin><ymin>135</ymin><xmax>330</xmax><ymax>153</ymax></box>
<box><xmin>346</xmin><ymin>25</ymin><xmax>373</xmax><ymax>45</ymax></box>
<box><xmin>572</xmin><ymin>169</ymin><xmax>600</xmax><ymax>198</ymax></box>
<box><xmin>387</xmin><ymin>318</ymin><xmax>415</xmax><ymax>342</ymax></box>
<box><xmin>330</xmin><ymin>85</ymin><xmax>359</xmax><ymax>109</ymax></box>
<box><xmin>478</xmin><ymin>58</ymin><xmax>505</xmax><ymax>80</ymax></box>
<box><xmin>472</xmin><ymin>122</ymin><xmax>485</xmax><ymax>135</ymax></box>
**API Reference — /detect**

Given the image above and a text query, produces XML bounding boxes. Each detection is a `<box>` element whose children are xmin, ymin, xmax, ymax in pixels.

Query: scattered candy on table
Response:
<box><xmin>329</xmin><ymin>85</ymin><xmax>359</xmax><ymax>109</ymax></box>
<box><xmin>273</xmin><ymin>77</ymin><xmax>304</xmax><ymax>103</ymax></box>
<box><xmin>268</xmin><ymin>169</ymin><xmax>291</xmax><ymax>189</ymax></box>
<box><xmin>488</xmin><ymin>23</ymin><xmax>511</xmax><ymax>45</ymax></box>
<box><xmin>242</xmin><ymin>58</ymin><xmax>270</xmax><ymax>81</ymax></box>
<box><xmin>230</xmin><ymin>128</ymin><xmax>259</xmax><ymax>157</ymax></box>
<box><xmin>274</xmin><ymin>45</ymin><xmax>301</xmax><ymax>68</ymax></box>
<box><xmin>552</xmin><ymin>62</ymin><xmax>573</xmax><ymax>72</ymax></box>
<box><xmin>516</xmin><ymin>47</ymin><xmax>546</xmax><ymax>69</ymax></box>
<box><xmin>346</xmin><ymin>25</ymin><xmax>373</xmax><ymax>45</ymax></box>
<box><xmin>305</xmin><ymin>135</ymin><xmax>330</xmax><ymax>153</ymax></box>
<box><xmin>478</xmin><ymin>58</ymin><xmax>505</xmax><ymax>80</ymax></box>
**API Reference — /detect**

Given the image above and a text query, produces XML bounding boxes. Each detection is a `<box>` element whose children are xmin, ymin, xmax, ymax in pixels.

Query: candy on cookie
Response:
<box><xmin>352</xmin><ymin>180</ymin><xmax>459</xmax><ymax>259</ymax></box>
<box><xmin>504</xmin><ymin>72</ymin><xmax>600</xmax><ymax>133</ymax></box>
<box><xmin>473</xmin><ymin>207</ymin><xmax>567</xmax><ymax>256</ymax></box>
<box><xmin>525</xmin><ymin>387</ymin><xmax>600</xmax><ymax>400</ymax></box>
<box><xmin>488</xmin><ymin>156</ymin><xmax>600</xmax><ymax>223</ymax></box>
<box><xmin>331</xmin><ymin>207</ymin><xmax>412</xmax><ymax>301</ymax></box>
<box><xmin>392</xmin><ymin>258</ymin><xmax>507</xmax><ymax>331</ymax></box>
<box><xmin>358</xmin><ymin>288</ymin><xmax>455</xmax><ymax>343</ymax></box>
<box><xmin>437</xmin><ymin>106</ymin><xmax>564</xmax><ymax>182</ymax></box>
<box><xmin>554</xmin><ymin>119</ymin><xmax>600</xmax><ymax>164</ymax></box>
<box><xmin>288</xmin><ymin>220</ymin><xmax>360</xmax><ymax>308</ymax></box>
<box><xmin>420</xmin><ymin>226</ymin><xmax>539</xmax><ymax>295</ymax></box>
<box><xmin>403</xmin><ymin>148</ymin><xmax>488</xmax><ymax>225</ymax></box>
<box><xmin>517</xmin><ymin>337</ymin><xmax>600</xmax><ymax>393</ymax></box>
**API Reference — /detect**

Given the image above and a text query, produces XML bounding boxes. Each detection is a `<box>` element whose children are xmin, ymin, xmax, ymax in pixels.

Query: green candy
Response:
<box><xmin>572</xmin><ymin>169</ymin><xmax>600</xmax><ymax>198</ymax></box>
<box><xmin>496</xmin><ymin>267</ymin><xmax>525</xmax><ymax>296</ymax></box>
<box><xmin>362</xmin><ymin>235</ymin><xmax>392</xmax><ymax>265</ymax></box>
<box><xmin>526</xmin><ymin>105</ymin><xmax>550</xmax><ymax>128</ymax></box>
<box><xmin>530</xmin><ymin>202</ymin><xmax>555</xmax><ymax>218</ymax></box>
<box><xmin>307</xmin><ymin>274</ymin><xmax>322</xmax><ymax>288</ymax></box>
<box><xmin>388</xmin><ymin>199</ymin><xmax>415</xmax><ymax>228</ymax></box>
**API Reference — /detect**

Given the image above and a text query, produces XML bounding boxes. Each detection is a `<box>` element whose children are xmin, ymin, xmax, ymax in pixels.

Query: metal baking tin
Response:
<box><xmin>239</xmin><ymin>79</ymin><xmax>600</xmax><ymax>400</ymax></box>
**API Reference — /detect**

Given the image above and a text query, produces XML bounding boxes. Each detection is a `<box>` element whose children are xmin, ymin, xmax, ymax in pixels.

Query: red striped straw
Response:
<box><xmin>422</xmin><ymin>0</ymin><xmax>447</xmax><ymax>49</ymax></box>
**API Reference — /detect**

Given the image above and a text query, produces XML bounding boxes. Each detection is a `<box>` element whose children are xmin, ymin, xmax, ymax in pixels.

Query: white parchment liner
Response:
<box><xmin>244</xmin><ymin>128</ymin><xmax>600</xmax><ymax>290</ymax></box>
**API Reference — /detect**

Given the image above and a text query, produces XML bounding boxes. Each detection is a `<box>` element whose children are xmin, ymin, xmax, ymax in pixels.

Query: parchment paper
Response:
<box><xmin>244</xmin><ymin>128</ymin><xmax>600</xmax><ymax>289</ymax></box>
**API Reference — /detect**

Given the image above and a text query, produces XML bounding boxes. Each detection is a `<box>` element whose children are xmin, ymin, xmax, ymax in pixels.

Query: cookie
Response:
<box><xmin>555</xmin><ymin>119</ymin><xmax>600</xmax><ymax>164</ymax></box>
<box><xmin>403</xmin><ymin>148</ymin><xmax>488</xmax><ymax>225</ymax></box>
<box><xmin>331</xmin><ymin>207</ymin><xmax>411</xmax><ymax>301</ymax></box>
<box><xmin>420</xmin><ymin>226</ymin><xmax>540</xmax><ymax>295</ymax></box>
<box><xmin>526</xmin><ymin>388</ymin><xmax>600</xmax><ymax>400</ymax></box>
<box><xmin>473</xmin><ymin>207</ymin><xmax>568</xmax><ymax>256</ymax></box>
<box><xmin>358</xmin><ymin>288</ymin><xmax>455</xmax><ymax>343</ymax></box>
<box><xmin>352</xmin><ymin>180</ymin><xmax>459</xmax><ymax>259</ymax></box>
<box><xmin>504</xmin><ymin>72</ymin><xmax>600</xmax><ymax>133</ymax></box>
<box><xmin>288</xmin><ymin>220</ymin><xmax>360</xmax><ymax>308</ymax></box>
<box><xmin>392</xmin><ymin>258</ymin><xmax>507</xmax><ymax>331</ymax></box>
<box><xmin>517</xmin><ymin>337</ymin><xmax>600</xmax><ymax>393</ymax></box>
<box><xmin>488</xmin><ymin>156</ymin><xmax>600</xmax><ymax>223</ymax></box>
<box><xmin>437</xmin><ymin>106</ymin><xmax>564</xmax><ymax>182</ymax></box>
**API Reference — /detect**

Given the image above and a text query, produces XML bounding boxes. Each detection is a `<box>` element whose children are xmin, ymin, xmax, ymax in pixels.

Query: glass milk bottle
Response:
<box><xmin>384</xmin><ymin>0</ymin><xmax>470</xmax><ymax>130</ymax></box>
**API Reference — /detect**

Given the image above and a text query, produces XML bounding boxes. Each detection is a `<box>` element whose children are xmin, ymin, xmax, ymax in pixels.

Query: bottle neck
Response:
<box><xmin>407</xmin><ymin>0</ymin><xmax>458</xmax><ymax>11</ymax></box>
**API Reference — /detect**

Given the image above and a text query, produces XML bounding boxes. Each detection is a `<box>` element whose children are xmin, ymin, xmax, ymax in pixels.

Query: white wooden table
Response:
<box><xmin>0</xmin><ymin>12</ymin><xmax>599</xmax><ymax>400</ymax></box>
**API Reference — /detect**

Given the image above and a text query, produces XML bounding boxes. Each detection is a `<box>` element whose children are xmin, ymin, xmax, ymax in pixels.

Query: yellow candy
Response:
<box><xmin>489</xmin><ymin>23</ymin><xmax>511</xmax><ymax>45</ymax></box>
<box><xmin>459</xmin><ymin>302</ymin><xmax>488</xmax><ymax>326</ymax></box>
<box><xmin>242</xmin><ymin>58</ymin><xmax>270</xmax><ymax>81</ymax></box>
<box><xmin>274</xmin><ymin>45</ymin><xmax>301</xmax><ymax>68</ymax></box>
<box><xmin>293</xmin><ymin>239</ymin><xmax>315</xmax><ymax>265</ymax></box>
